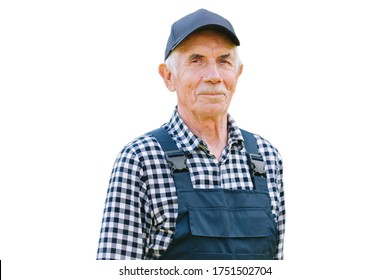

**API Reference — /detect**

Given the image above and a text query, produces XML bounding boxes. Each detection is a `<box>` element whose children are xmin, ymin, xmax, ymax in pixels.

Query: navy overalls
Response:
<box><xmin>151</xmin><ymin>127</ymin><xmax>278</xmax><ymax>260</ymax></box>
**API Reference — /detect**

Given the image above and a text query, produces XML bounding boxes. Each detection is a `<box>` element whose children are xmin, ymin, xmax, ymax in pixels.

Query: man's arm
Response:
<box><xmin>274</xmin><ymin>153</ymin><xmax>285</xmax><ymax>260</ymax></box>
<box><xmin>97</xmin><ymin>146</ymin><xmax>148</xmax><ymax>260</ymax></box>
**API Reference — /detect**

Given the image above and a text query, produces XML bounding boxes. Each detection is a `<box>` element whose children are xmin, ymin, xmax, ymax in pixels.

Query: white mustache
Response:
<box><xmin>196</xmin><ymin>85</ymin><xmax>228</xmax><ymax>95</ymax></box>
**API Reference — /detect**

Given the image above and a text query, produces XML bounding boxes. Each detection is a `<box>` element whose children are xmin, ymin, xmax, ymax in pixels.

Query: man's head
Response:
<box><xmin>159</xmin><ymin>9</ymin><xmax>243</xmax><ymax>120</ymax></box>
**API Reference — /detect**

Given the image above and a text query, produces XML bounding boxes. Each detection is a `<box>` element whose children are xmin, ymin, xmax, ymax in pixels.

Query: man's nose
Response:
<box><xmin>203</xmin><ymin>63</ymin><xmax>222</xmax><ymax>84</ymax></box>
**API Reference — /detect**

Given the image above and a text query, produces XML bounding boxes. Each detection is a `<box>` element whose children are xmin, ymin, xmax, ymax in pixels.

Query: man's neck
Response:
<box><xmin>178</xmin><ymin>108</ymin><xmax>228</xmax><ymax>160</ymax></box>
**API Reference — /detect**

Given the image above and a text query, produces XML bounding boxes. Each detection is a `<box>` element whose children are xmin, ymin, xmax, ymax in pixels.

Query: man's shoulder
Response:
<box><xmin>121</xmin><ymin>130</ymin><xmax>163</xmax><ymax>157</ymax></box>
<box><xmin>241</xmin><ymin>128</ymin><xmax>282</xmax><ymax>160</ymax></box>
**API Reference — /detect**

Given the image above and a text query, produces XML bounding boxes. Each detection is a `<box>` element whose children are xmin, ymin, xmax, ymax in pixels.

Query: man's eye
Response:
<box><xmin>220</xmin><ymin>59</ymin><xmax>232</xmax><ymax>65</ymax></box>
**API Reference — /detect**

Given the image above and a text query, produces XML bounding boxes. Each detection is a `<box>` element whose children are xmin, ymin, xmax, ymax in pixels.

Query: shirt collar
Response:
<box><xmin>164</xmin><ymin>107</ymin><xmax>244</xmax><ymax>154</ymax></box>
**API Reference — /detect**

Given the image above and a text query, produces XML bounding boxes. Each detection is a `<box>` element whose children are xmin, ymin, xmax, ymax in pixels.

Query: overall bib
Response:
<box><xmin>151</xmin><ymin>128</ymin><xmax>278</xmax><ymax>260</ymax></box>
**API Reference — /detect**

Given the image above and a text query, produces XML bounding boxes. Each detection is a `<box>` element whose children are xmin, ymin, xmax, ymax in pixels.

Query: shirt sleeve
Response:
<box><xmin>274</xmin><ymin>152</ymin><xmax>285</xmax><ymax>260</ymax></box>
<box><xmin>97</xmin><ymin>146</ymin><xmax>149</xmax><ymax>260</ymax></box>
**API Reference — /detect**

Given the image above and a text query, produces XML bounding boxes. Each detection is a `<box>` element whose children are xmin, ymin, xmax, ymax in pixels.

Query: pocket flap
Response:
<box><xmin>189</xmin><ymin>207</ymin><xmax>270</xmax><ymax>238</ymax></box>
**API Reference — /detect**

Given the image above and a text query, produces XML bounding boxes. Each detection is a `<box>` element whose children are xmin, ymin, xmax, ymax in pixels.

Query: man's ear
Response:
<box><xmin>158</xmin><ymin>64</ymin><xmax>176</xmax><ymax>92</ymax></box>
<box><xmin>237</xmin><ymin>64</ymin><xmax>243</xmax><ymax>78</ymax></box>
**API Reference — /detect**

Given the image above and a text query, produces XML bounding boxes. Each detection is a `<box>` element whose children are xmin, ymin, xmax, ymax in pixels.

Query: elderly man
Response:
<box><xmin>97</xmin><ymin>8</ymin><xmax>285</xmax><ymax>260</ymax></box>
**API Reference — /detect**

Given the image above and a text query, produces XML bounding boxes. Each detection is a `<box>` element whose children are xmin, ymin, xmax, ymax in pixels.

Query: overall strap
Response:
<box><xmin>150</xmin><ymin>127</ymin><xmax>193</xmax><ymax>191</ymax></box>
<box><xmin>241</xmin><ymin>129</ymin><xmax>259</xmax><ymax>154</ymax></box>
<box><xmin>149</xmin><ymin>127</ymin><xmax>187</xmax><ymax>171</ymax></box>
<box><xmin>241</xmin><ymin>129</ymin><xmax>267</xmax><ymax>190</ymax></box>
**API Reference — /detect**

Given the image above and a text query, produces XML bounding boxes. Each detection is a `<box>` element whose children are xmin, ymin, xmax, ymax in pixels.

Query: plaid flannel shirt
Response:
<box><xmin>97</xmin><ymin>108</ymin><xmax>285</xmax><ymax>259</ymax></box>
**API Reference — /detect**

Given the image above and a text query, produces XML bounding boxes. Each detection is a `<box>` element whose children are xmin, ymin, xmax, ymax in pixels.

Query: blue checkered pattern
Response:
<box><xmin>97</xmin><ymin>108</ymin><xmax>285</xmax><ymax>260</ymax></box>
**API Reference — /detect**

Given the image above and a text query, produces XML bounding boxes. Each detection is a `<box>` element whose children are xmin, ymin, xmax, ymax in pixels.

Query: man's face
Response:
<box><xmin>166</xmin><ymin>30</ymin><xmax>243</xmax><ymax>120</ymax></box>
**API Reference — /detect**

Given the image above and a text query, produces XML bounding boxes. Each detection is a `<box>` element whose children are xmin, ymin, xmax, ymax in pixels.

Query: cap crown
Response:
<box><xmin>164</xmin><ymin>9</ymin><xmax>240</xmax><ymax>60</ymax></box>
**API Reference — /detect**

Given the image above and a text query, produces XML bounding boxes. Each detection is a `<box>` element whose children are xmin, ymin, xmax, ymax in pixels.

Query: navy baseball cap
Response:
<box><xmin>164</xmin><ymin>9</ymin><xmax>240</xmax><ymax>60</ymax></box>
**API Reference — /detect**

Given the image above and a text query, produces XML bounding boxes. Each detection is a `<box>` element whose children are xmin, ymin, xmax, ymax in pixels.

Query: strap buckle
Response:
<box><xmin>249</xmin><ymin>153</ymin><xmax>266</xmax><ymax>177</ymax></box>
<box><xmin>166</xmin><ymin>150</ymin><xmax>187</xmax><ymax>171</ymax></box>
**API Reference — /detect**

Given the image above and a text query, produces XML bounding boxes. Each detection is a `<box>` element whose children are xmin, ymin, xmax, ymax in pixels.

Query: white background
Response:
<box><xmin>1</xmin><ymin>0</ymin><xmax>389</xmax><ymax>279</ymax></box>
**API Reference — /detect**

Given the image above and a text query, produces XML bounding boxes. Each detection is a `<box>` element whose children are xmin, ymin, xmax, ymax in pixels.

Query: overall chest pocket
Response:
<box><xmin>189</xmin><ymin>207</ymin><xmax>270</xmax><ymax>238</ymax></box>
